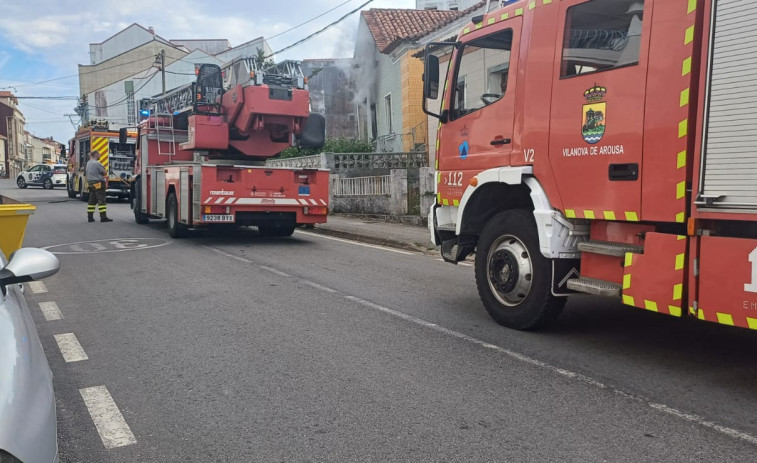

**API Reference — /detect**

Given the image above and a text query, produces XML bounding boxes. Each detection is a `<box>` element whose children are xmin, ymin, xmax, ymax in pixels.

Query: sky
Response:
<box><xmin>0</xmin><ymin>0</ymin><xmax>416</xmax><ymax>145</ymax></box>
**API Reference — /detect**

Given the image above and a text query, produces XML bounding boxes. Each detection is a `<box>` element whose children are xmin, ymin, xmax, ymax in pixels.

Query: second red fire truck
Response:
<box><xmin>423</xmin><ymin>0</ymin><xmax>757</xmax><ymax>332</ymax></box>
<box><xmin>131</xmin><ymin>59</ymin><xmax>328</xmax><ymax>237</ymax></box>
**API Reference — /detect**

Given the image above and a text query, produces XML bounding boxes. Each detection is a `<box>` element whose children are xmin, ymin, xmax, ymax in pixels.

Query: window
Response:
<box><xmin>561</xmin><ymin>0</ymin><xmax>644</xmax><ymax>77</ymax></box>
<box><xmin>451</xmin><ymin>29</ymin><xmax>513</xmax><ymax>119</ymax></box>
<box><xmin>455</xmin><ymin>77</ymin><xmax>466</xmax><ymax>112</ymax></box>
<box><xmin>384</xmin><ymin>94</ymin><xmax>393</xmax><ymax>133</ymax></box>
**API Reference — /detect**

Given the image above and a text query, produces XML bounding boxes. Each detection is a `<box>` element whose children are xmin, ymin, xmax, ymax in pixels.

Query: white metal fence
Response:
<box><xmin>333</xmin><ymin>175</ymin><xmax>391</xmax><ymax>196</ymax></box>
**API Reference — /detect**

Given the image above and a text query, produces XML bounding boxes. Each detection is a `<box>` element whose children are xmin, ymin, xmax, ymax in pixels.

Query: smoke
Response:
<box><xmin>350</xmin><ymin>19</ymin><xmax>378</xmax><ymax>113</ymax></box>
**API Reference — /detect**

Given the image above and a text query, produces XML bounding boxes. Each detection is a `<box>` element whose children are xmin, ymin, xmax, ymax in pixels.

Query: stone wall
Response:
<box><xmin>267</xmin><ymin>152</ymin><xmax>435</xmax><ymax>223</ymax></box>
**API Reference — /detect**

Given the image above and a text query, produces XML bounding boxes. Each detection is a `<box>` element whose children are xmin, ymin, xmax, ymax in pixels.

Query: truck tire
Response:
<box><xmin>474</xmin><ymin>209</ymin><xmax>566</xmax><ymax>330</ymax></box>
<box><xmin>166</xmin><ymin>192</ymin><xmax>187</xmax><ymax>238</ymax></box>
<box><xmin>79</xmin><ymin>181</ymin><xmax>89</xmax><ymax>202</ymax></box>
<box><xmin>132</xmin><ymin>179</ymin><xmax>149</xmax><ymax>224</ymax></box>
<box><xmin>258</xmin><ymin>221</ymin><xmax>295</xmax><ymax>237</ymax></box>
<box><xmin>67</xmin><ymin>177</ymin><xmax>77</xmax><ymax>198</ymax></box>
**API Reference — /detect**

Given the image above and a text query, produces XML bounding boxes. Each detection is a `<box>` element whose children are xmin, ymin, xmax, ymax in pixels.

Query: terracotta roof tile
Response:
<box><xmin>362</xmin><ymin>4</ymin><xmax>483</xmax><ymax>54</ymax></box>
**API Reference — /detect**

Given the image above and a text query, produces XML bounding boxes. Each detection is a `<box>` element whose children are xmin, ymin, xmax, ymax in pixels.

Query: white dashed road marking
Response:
<box><xmin>436</xmin><ymin>258</ymin><xmax>473</xmax><ymax>267</ymax></box>
<box><xmin>303</xmin><ymin>280</ymin><xmax>338</xmax><ymax>293</ymax></box>
<box><xmin>260</xmin><ymin>265</ymin><xmax>291</xmax><ymax>277</ymax></box>
<box><xmin>296</xmin><ymin>231</ymin><xmax>415</xmax><ymax>255</ymax></box>
<box><xmin>39</xmin><ymin>301</ymin><xmax>63</xmax><ymax>321</ymax></box>
<box><xmin>28</xmin><ymin>281</ymin><xmax>48</xmax><ymax>293</ymax></box>
<box><xmin>79</xmin><ymin>386</ymin><xmax>137</xmax><ymax>449</ymax></box>
<box><xmin>54</xmin><ymin>333</ymin><xmax>89</xmax><ymax>362</ymax></box>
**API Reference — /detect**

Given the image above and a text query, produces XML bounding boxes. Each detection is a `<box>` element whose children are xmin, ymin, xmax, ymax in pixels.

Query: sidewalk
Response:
<box><xmin>308</xmin><ymin>214</ymin><xmax>438</xmax><ymax>254</ymax></box>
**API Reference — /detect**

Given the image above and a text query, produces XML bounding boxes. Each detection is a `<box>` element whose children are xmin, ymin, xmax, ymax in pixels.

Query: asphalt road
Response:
<box><xmin>3</xmin><ymin>179</ymin><xmax>757</xmax><ymax>462</ymax></box>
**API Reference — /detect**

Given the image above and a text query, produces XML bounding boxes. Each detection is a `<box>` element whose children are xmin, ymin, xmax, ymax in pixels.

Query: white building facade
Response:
<box><xmin>416</xmin><ymin>0</ymin><xmax>479</xmax><ymax>10</ymax></box>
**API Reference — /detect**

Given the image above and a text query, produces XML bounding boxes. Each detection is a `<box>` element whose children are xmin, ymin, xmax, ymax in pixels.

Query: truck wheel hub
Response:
<box><xmin>487</xmin><ymin>235</ymin><xmax>533</xmax><ymax>306</ymax></box>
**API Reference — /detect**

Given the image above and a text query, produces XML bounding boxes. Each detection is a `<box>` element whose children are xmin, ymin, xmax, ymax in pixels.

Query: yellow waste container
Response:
<box><xmin>0</xmin><ymin>195</ymin><xmax>36</xmax><ymax>258</ymax></box>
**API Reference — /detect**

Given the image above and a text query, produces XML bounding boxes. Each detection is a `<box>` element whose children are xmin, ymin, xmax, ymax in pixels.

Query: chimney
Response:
<box><xmin>148</xmin><ymin>26</ymin><xmax>155</xmax><ymax>36</ymax></box>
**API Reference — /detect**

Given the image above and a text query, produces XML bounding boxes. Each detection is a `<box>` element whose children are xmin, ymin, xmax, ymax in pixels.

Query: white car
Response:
<box><xmin>16</xmin><ymin>164</ymin><xmax>68</xmax><ymax>190</ymax></box>
<box><xmin>0</xmin><ymin>247</ymin><xmax>60</xmax><ymax>462</ymax></box>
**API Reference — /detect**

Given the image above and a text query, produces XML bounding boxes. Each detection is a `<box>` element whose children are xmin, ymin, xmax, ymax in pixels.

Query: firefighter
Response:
<box><xmin>85</xmin><ymin>150</ymin><xmax>113</xmax><ymax>223</ymax></box>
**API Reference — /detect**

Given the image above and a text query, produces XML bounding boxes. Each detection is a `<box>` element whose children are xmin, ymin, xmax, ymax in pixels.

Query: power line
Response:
<box><xmin>0</xmin><ymin>55</ymin><xmax>158</xmax><ymax>91</ymax></box>
<box><xmin>267</xmin><ymin>0</ymin><xmax>357</xmax><ymax>41</ymax></box>
<box><xmin>266</xmin><ymin>0</ymin><xmax>373</xmax><ymax>59</ymax></box>
<box><xmin>15</xmin><ymin>96</ymin><xmax>79</xmax><ymax>100</ymax></box>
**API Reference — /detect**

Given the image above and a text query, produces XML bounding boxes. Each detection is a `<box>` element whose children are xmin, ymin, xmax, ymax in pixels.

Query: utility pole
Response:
<box><xmin>161</xmin><ymin>49</ymin><xmax>166</xmax><ymax>96</ymax></box>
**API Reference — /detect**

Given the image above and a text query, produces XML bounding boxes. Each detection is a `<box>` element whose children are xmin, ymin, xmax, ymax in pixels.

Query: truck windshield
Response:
<box><xmin>451</xmin><ymin>29</ymin><xmax>513</xmax><ymax>119</ymax></box>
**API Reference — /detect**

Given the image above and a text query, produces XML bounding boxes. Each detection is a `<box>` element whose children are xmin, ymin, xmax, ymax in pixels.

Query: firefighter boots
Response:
<box><xmin>100</xmin><ymin>216</ymin><xmax>113</xmax><ymax>223</ymax></box>
<box><xmin>88</xmin><ymin>213</ymin><xmax>95</xmax><ymax>223</ymax></box>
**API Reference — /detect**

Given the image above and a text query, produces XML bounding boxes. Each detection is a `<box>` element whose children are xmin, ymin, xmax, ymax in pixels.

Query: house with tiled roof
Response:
<box><xmin>353</xmin><ymin>8</ymin><xmax>470</xmax><ymax>154</ymax></box>
<box><xmin>353</xmin><ymin>4</ymin><xmax>485</xmax><ymax>155</ymax></box>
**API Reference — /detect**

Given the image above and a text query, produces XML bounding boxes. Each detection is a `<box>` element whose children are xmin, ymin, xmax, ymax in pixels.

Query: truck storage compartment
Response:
<box><xmin>698</xmin><ymin>0</ymin><xmax>757</xmax><ymax>210</ymax></box>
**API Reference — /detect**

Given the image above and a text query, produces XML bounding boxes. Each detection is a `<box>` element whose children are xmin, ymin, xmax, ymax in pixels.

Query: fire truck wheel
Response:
<box><xmin>475</xmin><ymin>209</ymin><xmax>566</xmax><ymax>330</ymax></box>
<box><xmin>167</xmin><ymin>192</ymin><xmax>188</xmax><ymax>238</ymax></box>
<box><xmin>67</xmin><ymin>177</ymin><xmax>77</xmax><ymax>198</ymax></box>
<box><xmin>132</xmin><ymin>179</ymin><xmax>149</xmax><ymax>224</ymax></box>
<box><xmin>79</xmin><ymin>181</ymin><xmax>89</xmax><ymax>202</ymax></box>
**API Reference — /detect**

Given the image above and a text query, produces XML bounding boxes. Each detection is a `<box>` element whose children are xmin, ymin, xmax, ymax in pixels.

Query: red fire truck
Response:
<box><xmin>423</xmin><ymin>0</ymin><xmax>757</xmax><ymax>331</ymax></box>
<box><xmin>131</xmin><ymin>59</ymin><xmax>328</xmax><ymax>237</ymax></box>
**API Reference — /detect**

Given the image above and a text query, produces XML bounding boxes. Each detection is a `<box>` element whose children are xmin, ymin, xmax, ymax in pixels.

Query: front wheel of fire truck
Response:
<box><xmin>474</xmin><ymin>209</ymin><xmax>566</xmax><ymax>330</ymax></box>
<box><xmin>166</xmin><ymin>192</ymin><xmax>187</xmax><ymax>238</ymax></box>
<box><xmin>132</xmin><ymin>179</ymin><xmax>149</xmax><ymax>224</ymax></box>
<box><xmin>79</xmin><ymin>181</ymin><xmax>89</xmax><ymax>202</ymax></box>
<box><xmin>66</xmin><ymin>176</ymin><xmax>76</xmax><ymax>198</ymax></box>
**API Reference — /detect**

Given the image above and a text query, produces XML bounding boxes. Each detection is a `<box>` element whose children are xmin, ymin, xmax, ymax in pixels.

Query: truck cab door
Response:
<box><xmin>437</xmin><ymin>18</ymin><xmax>522</xmax><ymax>203</ymax></box>
<box><xmin>548</xmin><ymin>0</ymin><xmax>651</xmax><ymax>221</ymax></box>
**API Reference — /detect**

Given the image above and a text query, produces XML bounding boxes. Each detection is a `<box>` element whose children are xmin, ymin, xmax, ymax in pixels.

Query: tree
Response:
<box><xmin>253</xmin><ymin>47</ymin><xmax>275</xmax><ymax>70</ymax></box>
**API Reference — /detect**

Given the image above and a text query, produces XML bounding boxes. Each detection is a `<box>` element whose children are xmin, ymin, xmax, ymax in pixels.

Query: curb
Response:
<box><xmin>304</xmin><ymin>226</ymin><xmax>438</xmax><ymax>254</ymax></box>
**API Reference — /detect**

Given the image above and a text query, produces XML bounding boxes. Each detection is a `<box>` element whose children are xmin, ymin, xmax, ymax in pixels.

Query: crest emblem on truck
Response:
<box><xmin>582</xmin><ymin>85</ymin><xmax>607</xmax><ymax>144</ymax></box>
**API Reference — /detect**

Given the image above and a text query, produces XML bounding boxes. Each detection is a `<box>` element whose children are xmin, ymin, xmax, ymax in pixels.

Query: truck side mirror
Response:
<box><xmin>424</xmin><ymin>54</ymin><xmax>440</xmax><ymax>100</ymax></box>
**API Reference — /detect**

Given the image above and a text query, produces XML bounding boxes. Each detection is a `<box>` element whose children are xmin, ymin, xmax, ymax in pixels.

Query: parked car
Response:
<box><xmin>0</xmin><ymin>247</ymin><xmax>60</xmax><ymax>462</ymax></box>
<box><xmin>16</xmin><ymin>164</ymin><xmax>68</xmax><ymax>190</ymax></box>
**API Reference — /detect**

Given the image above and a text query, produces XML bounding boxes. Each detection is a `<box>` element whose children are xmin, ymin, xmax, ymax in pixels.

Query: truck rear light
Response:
<box><xmin>204</xmin><ymin>205</ymin><xmax>228</xmax><ymax>214</ymax></box>
<box><xmin>304</xmin><ymin>206</ymin><xmax>327</xmax><ymax>215</ymax></box>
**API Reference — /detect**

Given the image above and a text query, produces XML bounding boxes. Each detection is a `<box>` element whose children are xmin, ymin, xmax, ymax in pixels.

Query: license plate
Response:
<box><xmin>203</xmin><ymin>214</ymin><xmax>234</xmax><ymax>222</ymax></box>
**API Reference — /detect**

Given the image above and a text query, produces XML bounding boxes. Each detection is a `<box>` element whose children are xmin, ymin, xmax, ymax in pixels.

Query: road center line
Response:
<box><xmin>54</xmin><ymin>333</ymin><xmax>89</xmax><ymax>362</ymax></box>
<box><xmin>203</xmin><ymin>246</ymin><xmax>252</xmax><ymax>263</ymax></box>
<box><xmin>303</xmin><ymin>280</ymin><xmax>338</xmax><ymax>293</ymax></box>
<box><xmin>28</xmin><ymin>281</ymin><xmax>48</xmax><ymax>293</ymax></box>
<box><xmin>343</xmin><ymin>295</ymin><xmax>757</xmax><ymax>446</ymax></box>
<box><xmin>297</xmin><ymin>231</ymin><xmax>415</xmax><ymax>255</ymax></box>
<box><xmin>39</xmin><ymin>301</ymin><xmax>63</xmax><ymax>321</ymax></box>
<box><xmin>260</xmin><ymin>265</ymin><xmax>291</xmax><ymax>277</ymax></box>
<box><xmin>79</xmin><ymin>386</ymin><xmax>137</xmax><ymax>449</ymax></box>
